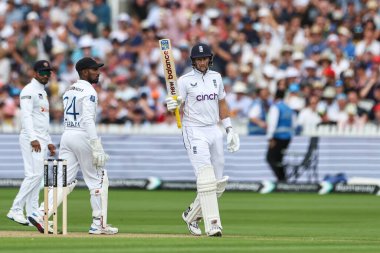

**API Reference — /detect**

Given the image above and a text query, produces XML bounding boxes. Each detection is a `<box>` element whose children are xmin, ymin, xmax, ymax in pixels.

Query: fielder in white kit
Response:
<box><xmin>28</xmin><ymin>57</ymin><xmax>118</xmax><ymax>234</ymax></box>
<box><xmin>166</xmin><ymin>43</ymin><xmax>240</xmax><ymax>237</ymax></box>
<box><xmin>7</xmin><ymin>60</ymin><xmax>56</xmax><ymax>226</ymax></box>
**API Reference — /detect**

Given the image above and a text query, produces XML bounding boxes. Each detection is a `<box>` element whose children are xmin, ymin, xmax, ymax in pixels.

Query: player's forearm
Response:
<box><xmin>218</xmin><ymin>99</ymin><xmax>230</xmax><ymax>120</ymax></box>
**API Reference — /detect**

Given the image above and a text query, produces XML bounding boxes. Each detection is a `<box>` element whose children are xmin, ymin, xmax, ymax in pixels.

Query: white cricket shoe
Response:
<box><xmin>182</xmin><ymin>212</ymin><xmax>202</xmax><ymax>236</ymax></box>
<box><xmin>89</xmin><ymin>224</ymin><xmax>118</xmax><ymax>235</ymax></box>
<box><xmin>7</xmin><ymin>210</ymin><xmax>29</xmax><ymax>226</ymax></box>
<box><xmin>27</xmin><ymin>212</ymin><xmax>53</xmax><ymax>234</ymax></box>
<box><xmin>207</xmin><ymin>224</ymin><xmax>222</xmax><ymax>237</ymax></box>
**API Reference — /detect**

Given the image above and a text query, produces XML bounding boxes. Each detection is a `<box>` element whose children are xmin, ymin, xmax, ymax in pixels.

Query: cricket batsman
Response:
<box><xmin>165</xmin><ymin>43</ymin><xmax>240</xmax><ymax>237</ymax></box>
<box><xmin>28</xmin><ymin>57</ymin><xmax>118</xmax><ymax>234</ymax></box>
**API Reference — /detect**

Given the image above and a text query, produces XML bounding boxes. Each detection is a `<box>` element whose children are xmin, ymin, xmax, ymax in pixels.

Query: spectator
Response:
<box><xmin>226</xmin><ymin>81</ymin><xmax>252</xmax><ymax>119</ymax></box>
<box><xmin>337</xmin><ymin>26</ymin><xmax>355</xmax><ymax>60</ymax></box>
<box><xmin>332</xmin><ymin>93</ymin><xmax>349</xmax><ymax>124</ymax></box>
<box><xmin>1</xmin><ymin>0</ymin><xmax>380</xmax><ymax>135</ymax></box>
<box><xmin>304</xmin><ymin>25</ymin><xmax>326</xmax><ymax>58</ymax></box>
<box><xmin>297</xmin><ymin>95</ymin><xmax>322</xmax><ymax>133</ymax></box>
<box><xmin>331</xmin><ymin>48</ymin><xmax>350</xmax><ymax>78</ymax></box>
<box><xmin>92</xmin><ymin>0</ymin><xmax>111</xmax><ymax>31</ymax></box>
<box><xmin>355</xmin><ymin>22</ymin><xmax>380</xmax><ymax>59</ymax></box>
<box><xmin>300</xmin><ymin>60</ymin><xmax>319</xmax><ymax>87</ymax></box>
<box><xmin>370</xmin><ymin>103</ymin><xmax>380</xmax><ymax>127</ymax></box>
<box><xmin>338</xmin><ymin>103</ymin><xmax>366</xmax><ymax>130</ymax></box>
<box><xmin>291</xmin><ymin>51</ymin><xmax>305</xmax><ymax>72</ymax></box>
<box><xmin>248</xmin><ymin>87</ymin><xmax>271</xmax><ymax>135</ymax></box>
<box><xmin>0</xmin><ymin>47</ymin><xmax>11</xmax><ymax>85</ymax></box>
<box><xmin>319</xmin><ymin>86</ymin><xmax>337</xmax><ymax>123</ymax></box>
<box><xmin>100</xmin><ymin>104</ymin><xmax>126</xmax><ymax>125</ymax></box>
<box><xmin>71</xmin><ymin>34</ymin><xmax>100</xmax><ymax>63</ymax></box>
<box><xmin>285</xmin><ymin>83</ymin><xmax>305</xmax><ymax>113</ymax></box>
<box><xmin>278</xmin><ymin>45</ymin><xmax>294</xmax><ymax>70</ymax></box>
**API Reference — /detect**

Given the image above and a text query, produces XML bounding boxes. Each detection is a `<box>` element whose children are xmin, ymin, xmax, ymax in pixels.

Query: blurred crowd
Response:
<box><xmin>0</xmin><ymin>0</ymin><xmax>380</xmax><ymax>134</ymax></box>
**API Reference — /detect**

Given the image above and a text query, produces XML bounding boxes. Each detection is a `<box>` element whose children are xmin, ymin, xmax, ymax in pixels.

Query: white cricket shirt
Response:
<box><xmin>19</xmin><ymin>78</ymin><xmax>52</xmax><ymax>143</ymax></box>
<box><xmin>62</xmin><ymin>79</ymin><xmax>98</xmax><ymax>140</ymax></box>
<box><xmin>178</xmin><ymin>68</ymin><xmax>226</xmax><ymax>127</ymax></box>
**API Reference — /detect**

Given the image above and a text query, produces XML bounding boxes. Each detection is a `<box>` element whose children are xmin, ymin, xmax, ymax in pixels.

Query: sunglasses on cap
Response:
<box><xmin>38</xmin><ymin>70</ymin><xmax>51</xmax><ymax>77</ymax></box>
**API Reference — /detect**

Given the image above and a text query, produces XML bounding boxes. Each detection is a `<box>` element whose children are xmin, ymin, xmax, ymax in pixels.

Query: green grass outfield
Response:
<box><xmin>0</xmin><ymin>188</ymin><xmax>379</xmax><ymax>253</ymax></box>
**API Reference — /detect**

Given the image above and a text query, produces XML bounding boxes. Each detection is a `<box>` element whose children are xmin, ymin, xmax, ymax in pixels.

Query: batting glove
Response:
<box><xmin>90</xmin><ymin>138</ymin><xmax>110</xmax><ymax>168</ymax></box>
<box><xmin>226</xmin><ymin>128</ymin><xmax>240</xmax><ymax>153</ymax></box>
<box><xmin>165</xmin><ymin>96</ymin><xmax>183</xmax><ymax>112</ymax></box>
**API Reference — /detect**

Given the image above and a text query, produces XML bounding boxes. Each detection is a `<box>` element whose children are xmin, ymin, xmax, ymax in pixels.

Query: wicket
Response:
<box><xmin>43</xmin><ymin>159</ymin><xmax>68</xmax><ymax>235</ymax></box>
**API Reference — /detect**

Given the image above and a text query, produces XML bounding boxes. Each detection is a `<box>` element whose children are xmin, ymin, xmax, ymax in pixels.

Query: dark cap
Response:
<box><xmin>75</xmin><ymin>57</ymin><xmax>104</xmax><ymax>72</ymax></box>
<box><xmin>33</xmin><ymin>60</ymin><xmax>52</xmax><ymax>72</ymax></box>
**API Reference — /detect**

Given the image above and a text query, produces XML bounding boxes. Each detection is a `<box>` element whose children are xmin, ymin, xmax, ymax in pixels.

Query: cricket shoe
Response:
<box><xmin>207</xmin><ymin>224</ymin><xmax>222</xmax><ymax>237</ymax></box>
<box><xmin>29</xmin><ymin>220</ymin><xmax>53</xmax><ymax>227</ymax></box>
<box><xmin>89</xmin><ymin>224</ymin><xmax>118</xmax><ymax>235</ymax></box>
<box><xmin>182</xmin><ymin>212</ymin><xmax>202</xmax><ymax>236</ymax></box>
<box><xmin>7</xmin><ymin>210</ymin><xmax>29</xmax><ymax>226</ymax></box>
<box><xmin>28</xmin><ymin>212</ymin><xmax>53</xmax><ymax>234</ymax></box>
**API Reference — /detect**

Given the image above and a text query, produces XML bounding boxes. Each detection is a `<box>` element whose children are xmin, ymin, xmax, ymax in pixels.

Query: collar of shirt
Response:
<box><xmin>76</xmin><ymin>79</ymin><xmax>93</xmax><ymax>86</ymax></box>
<box><xmin>31</xmin><ymin>78</ymin><xmax>46</xmax><ymax>90</ymax></box>
<box><xmin>193</xmin><ymin>67</ymin><xmax>209</xmax><ymax>76</ymax></box>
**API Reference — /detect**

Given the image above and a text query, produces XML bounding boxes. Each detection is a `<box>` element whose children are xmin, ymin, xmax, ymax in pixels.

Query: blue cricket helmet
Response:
<box><xmin>190</xmin><ymin>43</ymin><xmax>213</xmax><ymax>66</ymax></box>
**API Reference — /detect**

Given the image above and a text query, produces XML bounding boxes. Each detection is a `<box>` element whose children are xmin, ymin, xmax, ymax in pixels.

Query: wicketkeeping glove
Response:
<box><xmin>226</xmin><ymin>128</ymin><xmax>240</xmax><ymax>153</ymax></box>
<box><xmin>90</xmin><ymin>138</ymin><xmax>110</xmax><ymax>168</ymax></box>
<box><xmin>165</xmin><ymin>96</ymin><xmax>183</xmax><ymax>112</ymax></box>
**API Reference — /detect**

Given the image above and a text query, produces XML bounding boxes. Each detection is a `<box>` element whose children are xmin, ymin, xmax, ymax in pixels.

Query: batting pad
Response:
<box><xmin>184</xmin><ymin>176</ymin><xmax>229</xmax><ymax>223</ymax></box>
<box><xmin>197</xmin><ymin>165</ymin><xmax>221</xmax><ymax>233</ymax></box>
<box><xmin>90</xmin><ymin>170</ymin><xmax>109</xmax><ymax>227</ymax></box>
<box><xmin>101</xmin><ymin>170</ymin><xmax>109</xmax><ymax>227</ymax></box>
<box><xmin>216</xmin><ymin>176</ymin><xmax>229</xmax><ymax>198</ymax></box>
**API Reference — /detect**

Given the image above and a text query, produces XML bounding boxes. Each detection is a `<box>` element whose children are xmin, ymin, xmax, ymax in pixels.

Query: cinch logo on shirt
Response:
<box><xmin>196</xmin><ymin>93</ymin><xmax>218</xmax><ymax>101</ymax></box>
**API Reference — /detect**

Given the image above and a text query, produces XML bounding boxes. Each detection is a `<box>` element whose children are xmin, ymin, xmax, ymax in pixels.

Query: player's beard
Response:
<box><xmin>37</xmin><ymin>76</ymin><xmax>49</xmax><ymax>85</ymax></box>
<box><xmin>89</xmin><ymin>75</ymin><xmax>100</xmax><ymax>84</ymax></box>
<box><xmin>196</xmin><ymin>66</ymin><xmax>208</xmax><ymax>74</ymax></box>
<box><xmin>195</xmin><ymin>61</ymin><xmax>209</xmax><ymax>74</ymax></box>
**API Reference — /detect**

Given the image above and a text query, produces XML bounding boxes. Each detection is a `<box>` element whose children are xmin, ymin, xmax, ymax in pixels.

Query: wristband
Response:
<box><xmin>222</xmin><ymin>117</ymin><xmax>232</xmax><ymax>129</ymax></box>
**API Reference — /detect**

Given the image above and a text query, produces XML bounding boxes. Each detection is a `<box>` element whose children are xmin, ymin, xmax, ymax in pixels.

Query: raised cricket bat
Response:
<box><xmin>159</xmin><ymin>39</ymin><xmax>182</xmax><ymax>129</ymax></box>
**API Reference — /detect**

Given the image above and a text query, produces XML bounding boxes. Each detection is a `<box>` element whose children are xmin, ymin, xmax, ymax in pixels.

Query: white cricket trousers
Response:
<box><xmin>182</xmin><ymin>125</ymin><xmax>224</xmax><ymax>179</ymax></box>
<box><xmin>10</xmin><ymin>135</ymin><xmax>47</xmax><ymax>217</ymax></box>
<box><xmin>58</xmin><ymin>130</ymin><xmax>103</xmax><ymax>219</ymax></box>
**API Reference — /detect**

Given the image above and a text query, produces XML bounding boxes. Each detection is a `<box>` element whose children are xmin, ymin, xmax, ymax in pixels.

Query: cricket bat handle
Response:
<box><xmin>172</xmin><ymin>95</ymin><xmax>181</xmax><ymax>129</ymax></box>
<box><xmin>175</xmin><ymin>107</ymin><xmax>181</xmax><ymax>129</ymax></box>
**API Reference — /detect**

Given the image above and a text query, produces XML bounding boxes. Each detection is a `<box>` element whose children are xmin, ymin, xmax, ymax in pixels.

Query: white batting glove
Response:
<box><xmin>90</xmin><ymin>138</ymin><xmax>110</xmax><ymax>168</ymax></box>
<box><xmin>165</xmin><ymin>96</ymin><xmax>182</xmax><ymax>112</ymax></box>
<box><xmin>226</xmin><ymin>128</ymin><xmax>240</xmax><ymax>153</ymax></box>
